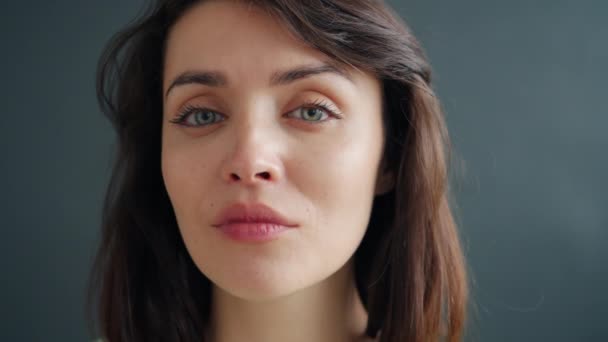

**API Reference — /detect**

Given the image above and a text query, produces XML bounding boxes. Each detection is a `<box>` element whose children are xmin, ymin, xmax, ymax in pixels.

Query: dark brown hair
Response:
<box><xmin>88</xmin><ymin>0</ymin><xmax>470</xmax><ymax>341</ymax></box>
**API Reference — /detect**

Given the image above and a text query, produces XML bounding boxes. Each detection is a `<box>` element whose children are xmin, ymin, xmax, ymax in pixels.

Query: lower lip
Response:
<box><xmin>215</xmin><ymin>222</ymin><xmax>292</xmax><ymax>242</ymax></box>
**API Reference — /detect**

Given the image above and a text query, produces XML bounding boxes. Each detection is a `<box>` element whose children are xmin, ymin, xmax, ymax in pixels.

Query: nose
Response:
<box><xmin>229</xmin><ymin>169</ymin><xmax>273</xmax><ymax>183</ymax></box>
<box><xmin>220</xmin><ymin>118</ymin><xmax>283</xmax><ymax>187</ymax></box>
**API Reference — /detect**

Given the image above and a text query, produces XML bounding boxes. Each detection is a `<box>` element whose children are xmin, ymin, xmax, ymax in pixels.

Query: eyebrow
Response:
<box><xmin>164</xmin><ymin>63</ymin><xmax>352</xmax><ymax>99</ymax></box>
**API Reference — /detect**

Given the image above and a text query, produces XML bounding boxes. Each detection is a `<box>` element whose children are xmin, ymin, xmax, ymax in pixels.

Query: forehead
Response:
<box><xmin>163</xmin><ymin>1</ymin><xmax>331</xmax><ymax>86</ymax></box>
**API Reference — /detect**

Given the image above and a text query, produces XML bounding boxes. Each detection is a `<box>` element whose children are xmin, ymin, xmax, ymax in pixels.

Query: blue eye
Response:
<box><xmin>169</xmin><ymin>105</ymin><xmax>226</xmax><ymax>127</ymax></box>
<box><xmin>170</xmin><ymin>99</ymin><xmax>342</xmax><ymax>128</ymax></box>
<box><xmin>287</xmin><ymin>106</ymin><xmax>329</xmax><ymax>123</ymax></box>
<box><xmin>288</xmin><ymin>99</ymin><xmax>342</xmax><ymax>124</ymax></box>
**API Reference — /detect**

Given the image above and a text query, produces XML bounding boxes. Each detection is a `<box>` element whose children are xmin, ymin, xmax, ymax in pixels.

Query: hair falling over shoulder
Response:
<box><xmin>87</xmin><ymin>0</ymin><xmax>470</xmax><ymax>341</ymax></box>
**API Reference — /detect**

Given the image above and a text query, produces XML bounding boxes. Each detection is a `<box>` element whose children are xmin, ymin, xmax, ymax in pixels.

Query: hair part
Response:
<box><xmin>87</xmin><ymin>1</ymin><xmax>470</xmax><ymax>341</ymax></box>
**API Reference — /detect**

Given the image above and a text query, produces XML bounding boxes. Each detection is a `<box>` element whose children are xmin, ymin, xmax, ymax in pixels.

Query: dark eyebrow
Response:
<box><xmin>164</xmin><ymin>63</ymin><xmax>352</xmax><ymax>99</ymax></box>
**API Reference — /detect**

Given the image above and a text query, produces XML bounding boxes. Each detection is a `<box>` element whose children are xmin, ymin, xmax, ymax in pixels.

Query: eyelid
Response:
<box><xmin>169</xmin><ymin>98</ymin><xmax>343</xmax><ymax>127</ymax></box>
<box><xmin>289</xmin><ymin>99</ymin><xmax>343</xmax><ymax>119</ymax></box>
<box><xmin>169</xmin><ymin>104</ymin><xmax>226</xmax><ymax>127</ymax></box>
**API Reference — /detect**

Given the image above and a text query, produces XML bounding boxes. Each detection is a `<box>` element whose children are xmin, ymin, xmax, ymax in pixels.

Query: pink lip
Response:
<box><xmin>212</xmin><ymin>202</ymin><xmax>298</xmax><ymax>242</ymax></box>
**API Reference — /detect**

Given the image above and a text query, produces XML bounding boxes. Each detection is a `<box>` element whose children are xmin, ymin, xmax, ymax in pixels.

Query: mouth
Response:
<box><xmin>211</xmin><ymin>202</ymin><xmax>298</xmax><ymax>243</ymax></box>
<box><xmin>215</xmin><ymin>222</ymin><xmax>293</xmax><ymax>242</ymax></box>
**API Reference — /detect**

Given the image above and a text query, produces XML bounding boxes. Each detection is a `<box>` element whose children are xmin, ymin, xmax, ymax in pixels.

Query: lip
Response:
<box><xmin>211</xmin><ymin>202</ymin><xmax>298</xmax><ymax>242</ymax></box>
<box><xmin>212</xmin><ymin>202</ymin><xmax>298</xmax><ymax>227</ymax></box>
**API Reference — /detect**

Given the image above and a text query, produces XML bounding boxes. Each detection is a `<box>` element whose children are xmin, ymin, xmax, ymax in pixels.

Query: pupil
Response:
<box><xmin>306</xmin><ymin>108</ymin><xmax>319</xmax><ymax>119</ymax></box>
<box><xmin>197</xmin><ymin>111</ymin><xmax>211</xmax><ymax>122</ymax></box>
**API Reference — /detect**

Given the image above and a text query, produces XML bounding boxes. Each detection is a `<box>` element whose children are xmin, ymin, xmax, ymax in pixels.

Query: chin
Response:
<box><xmin>202</xmin><ymin>254</ymin><xmax>332</xmax><ymax>303</ymax></box>
<box><xmin>212</xmin><ymin>270</ymin><xmax>313</xmax><ymax>302</ymax></box>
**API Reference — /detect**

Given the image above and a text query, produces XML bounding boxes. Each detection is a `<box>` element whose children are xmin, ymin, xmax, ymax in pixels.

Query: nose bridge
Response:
<box><xmin>232</xmin><ymin>96</ymin><xmax>273</xmax><ymax>151</ymax></box>
<box><xmin>233</xmin><ymin>112</ymin><xmax>270</xmax><ymax>156</ymax></box>
<box><xmin>221</xmin><ymin>99</ymin><xmax>282</xmax><ymax>185</ymax></box>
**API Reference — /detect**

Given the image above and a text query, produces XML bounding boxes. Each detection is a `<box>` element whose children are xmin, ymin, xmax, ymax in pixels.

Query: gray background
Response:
<box><xmin>1</xmin><ymin>0</ymin><xmax>606</xmax><ymax>341</ymax></box>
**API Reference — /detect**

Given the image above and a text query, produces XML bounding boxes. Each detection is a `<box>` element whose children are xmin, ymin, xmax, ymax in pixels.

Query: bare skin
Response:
<box><xmin>161</xmin><ymin>1</ymin><xmax>389</xmax><ymax>341</ymax></box>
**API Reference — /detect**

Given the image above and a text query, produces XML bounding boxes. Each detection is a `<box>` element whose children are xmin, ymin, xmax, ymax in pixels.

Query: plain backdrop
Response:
<box><xmin>1</xmin><ymin>0</ymin><xmax>606</xmax><ymax>341</ymax></box>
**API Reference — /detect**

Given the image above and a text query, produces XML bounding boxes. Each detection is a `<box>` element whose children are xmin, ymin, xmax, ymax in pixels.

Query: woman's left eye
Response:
<box><xmin>288</xmin><ymin>106</ymin><xmax>329</xmax><ymax>122</ymax></box>
<box><xmin>286</xmin><ymin>100</ymin><xmax>342</xmax><ymax>124</ymax></box>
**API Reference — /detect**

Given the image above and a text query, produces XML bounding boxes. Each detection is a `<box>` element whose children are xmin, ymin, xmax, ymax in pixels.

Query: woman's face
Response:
<box><xmin>162</xmin><ymin>0</ymin><xmax>387</xmax><ymax>300</ymax></box>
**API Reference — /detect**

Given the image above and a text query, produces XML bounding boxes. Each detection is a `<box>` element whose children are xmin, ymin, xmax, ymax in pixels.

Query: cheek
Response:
<box><xmin>161</xmin><ymin>139</ymin><xmax>217</xmax><ymax>223</ymax></box>
<box><xmin>294</xmin><ymin>128</ymin><xmax>383</xmax><ymax>248</ymax></box>
<box><xmin>161</xmin><ymin>140</ymin><xmax>223</xmax><ymax>272</ymax></box>
<box><xmin>299</xmin><ymin>128</ymin><xmax>382</xmax><ymax>202</ymax></box>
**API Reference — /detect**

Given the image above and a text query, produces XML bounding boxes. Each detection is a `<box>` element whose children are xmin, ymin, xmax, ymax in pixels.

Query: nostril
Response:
<box><xmin>229</xmin><ymin>172</ymin><xmax>271</xmax><ymax>182</ymax></box>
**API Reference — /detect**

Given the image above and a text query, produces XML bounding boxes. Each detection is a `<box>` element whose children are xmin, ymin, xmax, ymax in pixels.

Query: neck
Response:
<box><xmin>207</xmin><ymin>259</ymin><xmax>370</xmax><ymax>342</ymax></box>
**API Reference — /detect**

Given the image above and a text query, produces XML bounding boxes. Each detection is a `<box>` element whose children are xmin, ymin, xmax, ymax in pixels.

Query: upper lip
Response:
<box><xmin>212</xmin><ymin>202</ymin><xmax>298</xmax><ymax>227</ymax></box>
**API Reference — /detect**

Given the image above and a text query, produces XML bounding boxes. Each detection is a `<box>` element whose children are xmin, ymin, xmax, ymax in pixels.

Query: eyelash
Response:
<box><xmin>169</xmin><ymin>99</ymin><xmax>343</xmax><ymax>127</ymax></box>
